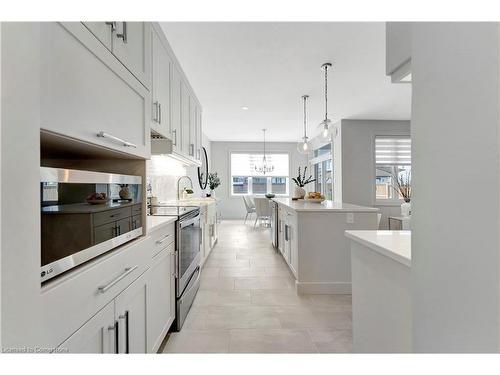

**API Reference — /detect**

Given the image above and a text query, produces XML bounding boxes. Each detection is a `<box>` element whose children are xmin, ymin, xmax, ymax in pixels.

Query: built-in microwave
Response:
<box><xmin>40</xmin><ymin>167</ymin><xmax>143</xmax><ymax>283</ymax></box>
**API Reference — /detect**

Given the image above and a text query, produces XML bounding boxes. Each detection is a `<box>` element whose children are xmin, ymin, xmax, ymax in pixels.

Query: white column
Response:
<box><xmin>411</xmin><ymin>22</ymin><xmax>500</xmax><ymax>352</ymax></box>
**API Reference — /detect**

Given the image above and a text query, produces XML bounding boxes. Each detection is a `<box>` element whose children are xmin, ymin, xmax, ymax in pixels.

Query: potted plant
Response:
<box><xmin>292</xmin><ymin>166</ymin><xmax>316</xmax><ymax>199</ymax></box>
<box><xmin>393</xmin><ymin>169</ymin><xmax>411</xmax><ymax>217</ymax></box>
<box><xmin>207</xmin><ymin>172</ymin><xmax>221</xmax><ymax>197</ymax></box>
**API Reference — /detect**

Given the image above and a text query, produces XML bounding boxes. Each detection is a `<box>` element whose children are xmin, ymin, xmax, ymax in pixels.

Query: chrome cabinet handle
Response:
<box><xmin>98</xmin><ymin>266</ymin><xmax>138</xmax><ymax>293</ymax></box>
<box><xmin>158</xmin><ymin>103</ymin><xmax>162</xmax><ymax>124</ymax></box>
<box><xmin>153</xmin><ymin>101</ymin><xmax>159</xmax><ymax>122</ymax></box>
<box><xmin>156</xmin><ymin>234</ymin><xmax>171</xmax><ymax>246</ymax></box>
<box><xmin>174</xmin><ymin>250</ymin><xmax>179</xmax><ymax>279</ymax></box>
<box><xmin>117</xmin><ymin>21</ymin><xmax>127</xmax><ymax>43</ymax></box>
<box><xmin>118</xmin><ymin>311</ymin><xmax>129</xmax><ymax>354</ymax></box>
<box><xmin>189</xmin><ymin>144</ymin><xmax>194</xmax><ymax>156</ymax></box>
<box><xmin>97</xmin><ymin>131</ymin><xmax>137</xmax><ymax>148</ymax></box>
<box><xmin>105</xmin><ymin>21</ymin><xmax>116</xmax><ymax>32</ymax></box>
<box><xmin>108</xmin><ymin>321</ymin><xmax>119</xmax><ymax>354</ymax></box>
<box><xmin>172</xmin><ymin>129</ymin><xmax>177</xmax><ymax>146</ymax></box>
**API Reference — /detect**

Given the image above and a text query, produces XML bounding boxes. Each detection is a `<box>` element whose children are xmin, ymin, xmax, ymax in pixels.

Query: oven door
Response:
<box><xmin>177</xmin><ymin>213</ymin><xmax>201</xmax><ymax>297</ymax></box>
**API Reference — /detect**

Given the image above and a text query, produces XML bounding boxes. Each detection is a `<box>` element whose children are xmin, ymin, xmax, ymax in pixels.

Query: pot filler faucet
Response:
<box><xmin>177</xmin><ymin>176</ymin><xmax>194</xmax><ymax>200</ymax></box>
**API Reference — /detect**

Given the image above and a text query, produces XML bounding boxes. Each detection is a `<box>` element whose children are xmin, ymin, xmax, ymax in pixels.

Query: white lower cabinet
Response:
<box><xmin>56</xmin><ymin>223</ymin><xmax>177</xmax><ymax>354</ymax></box>
<box><xmin>280</xmin><ymin>208</ymin><xmax>298</xmax><ymax>278</ymax></box>
<box><xmin>59</xmin><ymin>302</ymin><xmax>116</xmax><ymax>353</ymax></box>
<box><xmin>114</xmin><ymin>273</ymin><xmax>148</xmax><ymax>353</ymax></box>
<box><xmin>146</xmin><ymin>244</ymin><xmax>175</xmax><ymax>353</ymax></box>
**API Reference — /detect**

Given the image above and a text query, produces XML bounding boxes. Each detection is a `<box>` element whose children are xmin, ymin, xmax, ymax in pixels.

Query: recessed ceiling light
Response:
<box><xmin>241</xmin><ymin>106</ymin><xmax>249</xmax><ymax>110</ymax></box>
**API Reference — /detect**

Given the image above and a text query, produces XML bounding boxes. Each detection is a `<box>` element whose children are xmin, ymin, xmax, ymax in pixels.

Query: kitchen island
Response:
<box><xmin>345</xmin><ymin>230</ymin><xmax>411</xmax><ymax>353</ymax></box>
<box><xmin>272</xmin><ymin>198</ymin><xmax>379</xmax><ymax>294</ymax></box>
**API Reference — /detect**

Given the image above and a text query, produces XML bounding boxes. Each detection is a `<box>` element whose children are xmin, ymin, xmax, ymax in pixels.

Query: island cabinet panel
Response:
<box><xmin>272</xmin><ymin>198</ymin><xmax>379</xmax><ymax>294</ymax></box>
<box><xmin>40</xmin><ymin>22</ymin><xmax>150</xmax><ymax>158</ymax></box>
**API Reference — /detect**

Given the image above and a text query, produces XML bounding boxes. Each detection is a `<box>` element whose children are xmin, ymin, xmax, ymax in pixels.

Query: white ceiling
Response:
<box><xmin>160</xmin><ymin>22</ymin><xmax>411</xmax><ymax>142</ymax></box>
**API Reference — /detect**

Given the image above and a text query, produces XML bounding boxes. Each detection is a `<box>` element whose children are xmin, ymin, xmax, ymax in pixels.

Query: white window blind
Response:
<box><xmin>375</xmin><ymin>137</ymin><xmax>411</xmax><ymax>165</ymax></box>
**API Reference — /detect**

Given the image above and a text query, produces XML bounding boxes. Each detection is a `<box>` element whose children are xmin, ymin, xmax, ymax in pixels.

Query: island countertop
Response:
<box><xmin>345</xmin><ymin>230</ymin><xmax>411</xmax><ymax>267</ymax></box>
<box><xmin>272</xmin><ymin>198</ymin><xmax>380</xmax><ymax>213</ymax></box>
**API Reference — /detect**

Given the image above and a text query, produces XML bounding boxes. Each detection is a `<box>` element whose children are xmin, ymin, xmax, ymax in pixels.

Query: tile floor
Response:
<box><xmin>161</xmin><ymin>220</ymin><xmax>353</xmax><ymax>353</ymax></box>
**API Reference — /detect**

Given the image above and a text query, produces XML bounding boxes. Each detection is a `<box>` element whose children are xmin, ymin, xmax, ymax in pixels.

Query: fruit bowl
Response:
<box><xmin>86</xmin><ymin>193</ymin><xmax>109</xmax><ymax>205</ymax></box>
<box><xmin>86</xmin><ymin>198</ymin><xmax>110</xmax><ymax>205</ymax></box>
<box><xmin>305</xmin><ymin>192</ymin><xmax>325</xmax><ymax>203</ymax></box>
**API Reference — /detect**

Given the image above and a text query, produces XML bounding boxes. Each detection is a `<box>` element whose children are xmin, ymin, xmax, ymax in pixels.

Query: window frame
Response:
<box><xmin>373</xmin><ymin>134</ymin><xmax>411</xmax><ymax>206</ymax></box>
<box><xmin>229</xmin><ymin>150</ymin><xmax>291</xmax><ymax>197</ymax></box>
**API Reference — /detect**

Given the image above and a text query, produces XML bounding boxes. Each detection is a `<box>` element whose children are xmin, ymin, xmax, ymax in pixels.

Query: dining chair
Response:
<box><xmin>253</xmin><ymin>197</ymin><xmax>271</xmax><ymax>228</ymax></box>
<box><xmin>242</xmin><ymin>196</ymin><xmax>256</xmax><ymax>224</ymax></box>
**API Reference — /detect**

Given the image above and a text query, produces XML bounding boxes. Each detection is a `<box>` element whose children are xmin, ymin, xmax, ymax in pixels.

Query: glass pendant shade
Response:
<box><xmin>297</xmin><ymin>136</ymin><xmax>310</xmax><ymax>154</ymax></box>
<box><xmin>297</xmin><ymin>95</ymin><xmax>310</xmax><ymax>155</ymax></box>
<box><xmin>318</xmin><ymin>62</ymin><xmax>333</xmax><ymax>141</ymax></box>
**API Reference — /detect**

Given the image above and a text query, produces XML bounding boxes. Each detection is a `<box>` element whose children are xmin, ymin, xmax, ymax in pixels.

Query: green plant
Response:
<box><xmin>208</xmin><ymin>172</ymin><xmax>221</xmax><ymax>191</ymax></box>
<box><xmin>184</xmin><ymin>188</ymin><xmax>194</xmax><ymax>194</ymax></box>
<box><xmin>392</xmin><ymin>169</ymin><xmax>411</xmax><ymax>202</ymax></box>
<box><xmin>292</xmin><ymin>166</ymin><xmax>316</xmax><ymax>187</ymax></box>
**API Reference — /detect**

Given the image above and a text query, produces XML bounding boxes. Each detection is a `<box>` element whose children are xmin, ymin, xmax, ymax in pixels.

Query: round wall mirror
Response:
<box><xmin>198</xmin><ymin>147</ymin><xmax>209</xmax><ymax>190</ymax></box>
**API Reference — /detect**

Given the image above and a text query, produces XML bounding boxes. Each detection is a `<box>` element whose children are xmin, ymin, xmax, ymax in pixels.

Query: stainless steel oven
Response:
<box><xmin>175</xmin><ymin>209</ymin><xmax>201</xmax><ymax>330</ymax></box>
<box><xmin>40</xmin><ymin>167</ymin><xmax>143</xmax><ymax>282</ymax></box>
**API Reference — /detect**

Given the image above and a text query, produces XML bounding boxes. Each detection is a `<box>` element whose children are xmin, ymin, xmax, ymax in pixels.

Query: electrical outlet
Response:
<box><xmin>346</xmin><ymin>213</ymin><xmax>354</xmax><ymax>224</ymax></box>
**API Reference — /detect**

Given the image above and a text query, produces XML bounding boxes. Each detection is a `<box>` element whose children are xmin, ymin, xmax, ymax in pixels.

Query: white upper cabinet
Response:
<box><xmin>40</xmin><ymin>22</ymin><xmax>150</xmax><ymax>159</ymax></box>
<box><xmin>112</xmin><ymin>22</ymin><xmax>151</xmax><ymax>90</ymax></box>
<box><xmin>150</xmin><ymin>23</ymin><xmax>202</xmax><ymax>166</ymax></box>
<box><xmin>171</xmin><ymin>64</ymin><xmax>182</xmax><ymax>152</ymax></box>
<box><xmin>151</xmin><ymin>27</ymin><xmax>172</xmax><ymax>138</ymax></box>
<box><xmin>386</xmin><ymin>22</ymin><xmax>412</xmax><ymax>83</ymax></box>
<box><xmin>180</xmin><ymin>81</ymin><xmax>191</xmax><ymax>155</ymax></box>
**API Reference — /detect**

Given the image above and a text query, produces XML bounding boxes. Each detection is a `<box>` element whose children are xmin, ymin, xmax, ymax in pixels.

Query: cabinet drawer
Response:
<box><xmin>93</xmin><ymin>206</ymin><xmax>132</xmax><ymax>227</ymax></box>
<box><xmin>150</xmin><ymin>223</ymin><xmax>175</xmax><ymax>258</ymax></box>
<box><xmin>132</xmin><ymin>203</ymin><xmax>142</xmax><ymax>216</ymax></box>
<box><xmin>40</xmin><ymin>236</ymin><xmax>152</xmax><ymax>349</ymax></box>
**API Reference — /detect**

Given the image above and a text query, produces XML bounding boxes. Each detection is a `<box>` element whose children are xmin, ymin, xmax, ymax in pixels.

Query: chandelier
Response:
<box><xmin>255</xmin><ymin>129</ymin><xmax>274</xmax><ymax>174</ymax></box>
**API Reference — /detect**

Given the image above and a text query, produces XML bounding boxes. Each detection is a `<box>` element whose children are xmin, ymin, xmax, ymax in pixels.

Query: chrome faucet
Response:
<box><xmin>177</xmin><ymin>176</ymin><xmax>194</xmax><ymax>200</ymax></box>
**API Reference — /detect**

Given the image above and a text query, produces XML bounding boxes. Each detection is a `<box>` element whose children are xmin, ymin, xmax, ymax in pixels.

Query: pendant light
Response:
<box><xmin>297</xmin><ymin>95</ymin><xmax>310</xmax><ymax>154</ymax></box>
<box><xmin>255</xmin><ymin>129</ymin><xmax>274</xmax><ymax>174</ymax></box>
<box><xmin>318</xmin><ymin>62</ymin><xmax>333</xmax><ymax>141</ymax></box>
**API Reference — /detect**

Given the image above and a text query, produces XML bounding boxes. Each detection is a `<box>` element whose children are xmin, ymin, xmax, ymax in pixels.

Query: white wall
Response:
<box><xmin>339</xmin><ymin>119</ymin><xmax>411</xmax><ymax>229</ymax></box>
<box><xmin>211</xmin><ymin>141</ymin><xmax>308</xmax><ymax>219</ymax></box>
<box><xmin>412</xmin><ymin>23</ymin><xmax>500</xmax><ymax>352</ymax></box>
<box><xmin>148</xmin><ymin>133</ymin><xmax>211</xmax><ymax>201</ymax></box>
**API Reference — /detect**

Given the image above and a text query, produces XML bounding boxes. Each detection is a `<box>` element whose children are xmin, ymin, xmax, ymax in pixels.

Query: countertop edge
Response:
<box><xmin>146</xmin><ymin>216</ymin><xmax>177</xmax><ymax>233</ymax></box>
<box><xmin>345</xmin><ymin>230</ymin><xmax>411</xmax><ymax>267</ymax></box>
<box><xmin>272</xmin><ymin>198</ymin><xmax>380</xmax><ymax>213</ymax></box>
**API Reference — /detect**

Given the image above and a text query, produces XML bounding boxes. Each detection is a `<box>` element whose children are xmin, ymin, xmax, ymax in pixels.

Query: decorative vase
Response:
<box><xmin>210</xmin><ymin>189</ymin><xmax>215</xmax><ymax>198</ymax></box>
<box><xmin>293</xmin><ymin>186</ymin><xmax>306</xmax><ymax>199</ymax></box>
<box><xmin>401</xmin><ymin>200</ymin><xmax>411</xmax><ymax>217</ymax></box>
<box><xmin>119</xmin><ymin>185</ymin><xmax>131</xmax><ymax>200</ymax></box>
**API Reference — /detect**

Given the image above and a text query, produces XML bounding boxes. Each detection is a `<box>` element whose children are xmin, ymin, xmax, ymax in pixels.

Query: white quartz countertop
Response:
<box><xmin>157</xmin><ymin>198</ymin><xmax>217</xmax><ymax>207</ymax></box>
<box><xmin>146</xmin><ymin>215</ymin><xmax>177</xmax><ymax>232</ymax></box>
<box><xmin>345</xmin><ymin>230</ymin><xmax>411</xmax><ymax>267</ymax></box>
<box><xmin>272</xmin><ymin>198</ymin><xmax>380</xmax><ymax>213</ymax></box>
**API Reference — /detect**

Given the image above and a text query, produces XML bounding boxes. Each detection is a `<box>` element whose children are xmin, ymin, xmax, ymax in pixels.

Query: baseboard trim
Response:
<box><xmin>295</xmin><ymin>281</ymin><xmax>352</xmax><ymax>295</ymax></box>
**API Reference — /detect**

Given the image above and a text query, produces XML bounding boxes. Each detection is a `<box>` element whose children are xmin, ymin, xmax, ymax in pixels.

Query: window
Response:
<box><xmin>311</xmin><ymin>143</ymin><xmax>333</xmax><ymax>200</ymax></box>
<box><xmin>230</xmin><ymin>153</ymin><xmax>290</xmax><ymax>196</ymax></box>
<box><xmin>375</xmin><ymin>136</ymin><xmax>411</xmax><ymax>201</ymax></box>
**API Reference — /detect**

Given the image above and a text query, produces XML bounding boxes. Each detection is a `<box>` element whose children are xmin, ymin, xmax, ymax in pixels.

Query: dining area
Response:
<box><xmin>242</xmin><ymin>196</ymin><xmax>272</xmax><ymax>228</ymax></box>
